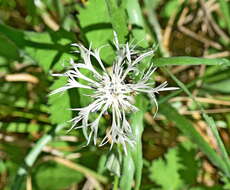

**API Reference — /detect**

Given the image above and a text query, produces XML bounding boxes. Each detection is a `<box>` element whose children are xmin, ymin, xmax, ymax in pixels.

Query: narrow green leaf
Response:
<box><xmin>217</xmin><ymin>0</ymin><xmax>230</xmax><ymax>33</ymax></box>
<box><xmin>119</xmin><ymin>97</ymin><xmax>146</xmax><ymax>190</ymax></box>
<box><xmin>126</xmin><ymin>0</ymin><xmax>149</xmax><ymax>47</ymax></box>
<box><xmin>154</xmin><ymin>57</ymin><xmax>230</xmax><ymax>67</ymax></box>
<box><xmin>130</xmin><ymin>96</ymin><xmax>145</xmax><ymax>190</ymax></box>
<box><xmin>120</xmin><ymin>151</ymin><xmax>135</xmax><ymax>190</ymax></box>
<box><xmin>203</xmin><ymin>79</ymin><xmax>230</xmax><ymax>93</ymax></box>
<box><xmin>203</xmin><ymin>114</ymin><xmax>230</xmax><ymax>174</ymax></box>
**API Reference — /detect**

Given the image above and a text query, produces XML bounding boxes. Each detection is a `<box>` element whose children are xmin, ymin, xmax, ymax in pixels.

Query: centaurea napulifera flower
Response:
<box><xmin>50</xmin><ymin>34</ymin><xmax>178</xmax><ymax>154</ymax></box>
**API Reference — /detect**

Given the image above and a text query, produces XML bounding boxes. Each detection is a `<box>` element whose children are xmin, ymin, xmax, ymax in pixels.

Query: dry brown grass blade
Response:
<box><xmin>26</xmin><ymin>176</ymin><xmax>32</xmax><ymax>190</ymax></box>
<box><xmin>170</xmin><ymin>96</ymin><xmax>230</xmax><ymax>106</ymax></box>
<box><xmin>204</xmin><ymin>51</ymin><xmax>230</xmax><ymax>58</ymax></box>
<box><xmin>179</xmin><ymin>108</ymin><xmax>230</xmax><ymax>115</ymax></box>
<box><xmin>5</xmin><ymin>73</ymin><xmax>39</xmax><ymax>84</ymax></box>
<box><xmin>200</xmin><ymin>0</ymin><xmax>230</xmax><ymax>42</ymax></box>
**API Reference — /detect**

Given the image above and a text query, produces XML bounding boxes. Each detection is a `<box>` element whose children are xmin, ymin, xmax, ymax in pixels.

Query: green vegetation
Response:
<box><xmin>0</xmin><ymin>0</ymin><xmax>230</xmax><ymax>189</ymax></box>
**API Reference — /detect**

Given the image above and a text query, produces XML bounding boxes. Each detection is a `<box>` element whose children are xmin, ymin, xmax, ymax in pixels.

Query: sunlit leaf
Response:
<box><xmin>149</xmin><ymin>147</ymin><xmax>184</xmax><ymax>190</ymax></box>
<box><xmin>77</xmin><ymin>0</ymin><xmax>114</xmax><ymax>64</ymax></box>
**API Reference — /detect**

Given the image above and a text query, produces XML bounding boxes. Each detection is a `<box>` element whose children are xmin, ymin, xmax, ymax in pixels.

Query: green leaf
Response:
<box><xmin>149</xmin><ymin>147</ymin><xmax>184</xmax><ymax>190</ymax></box>
<box><xmin>1</xmin><ymin>143</ymin><xmax>25</xmax><ymax>165</ymax></box>
<box><xmin>0</xmin><ymin>160</ymin><xmax>6</xmax><ymax>173</ymax></box>
<box><xmin>217</xmin><ymin>0</ymin><xmax>230</xmax><ymax>33</ymax></box>
<box><xmin>119</xmin><ymin>95</ymin><xmax>147</xmax><ymax>190</ymax></box>
<box><xmin>154</xmin><ymin>57</ymin><xmax>230</xmax><ymax>67</ymax></box>
<box><xmin>126</xmin><ymin>0</ymin><xmax>149</xmax><ymax>47</ymax></box>
<box><xmin>120</xmin><ymin>151</ymin><xmax>135</xmax><ymax>190</ymax></box>
<box><xmin>78</xmin><ymin>0</ymin><xmax>114</xmax><ymax>64</ymax></box>
<box><xmin>203</xmin><ymin>114</ymin><xmax>230</xmax><ymax>174</ymax></box>
<box><xmin>106</xmin><ymin>152</ymin><xmax>121</xmax><ymax>177</ymax></box>
<box><xmin>48</xmin><ymin>78</ymin><xmax>72</xmax><ymax>124</ymax></box>
<box><xmin>0</xmin><ymin>23</ymin><xmax>75</xmax><ymax>72</ymax></box>
<box><xmin>177</xmin><ymin>141</ymin><xmax>199</xmax><ymax>185</ymax></box>
<box><xmin>24</xmin><ymin>29</ymin><xmax>75</xmax><ymax>71</ymax></box>
<box><xmin>161</xmin><ymin>0</ymin><xmax>179</xmax><ymax>18</ymax></box>
<box><xmin>105</xmin><ymin>0</ymin><xmax>128</xmax><ymax>43</ymax></box>
<box><xmin>97</xmin><ymin>154</ymin><xmax>107</xmax><ymax>174</ymax></box>
<box><xmin>34</xmin><ymin>161</ymin><xmax>83</xmax><ymax>190</ymax></box>
<box><xmin>0</xmin><ymin>24</ymin><xmax>74</xmax><ymax>141</ymax></box>
<box><xmin>203</xmin><ymin>79</ymin><xmax>230</xmax><ymax>93</ymax></box>
<box><xmin>130</xmin><ymin>96</ymin><xmax>145</xmax><ymax>190</ymax></box>
<box><xmin>222</xmin><ymin>176</ymin><xmax>230</xmax><ymax>189</ymax></box>
<box><xmin>0</xmin><ymin>32</ymin><xmax>20</xmax><ymax>60</ymax></box>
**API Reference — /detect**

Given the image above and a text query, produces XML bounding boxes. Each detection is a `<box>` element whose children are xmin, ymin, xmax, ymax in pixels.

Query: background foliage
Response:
<box><xmin>0</xmin><ymin>0</ymin><xmax>230</xmax><ymax>189</ymax></box>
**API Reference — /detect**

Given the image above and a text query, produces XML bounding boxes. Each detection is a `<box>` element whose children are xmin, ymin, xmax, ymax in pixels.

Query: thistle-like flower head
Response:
<box><xmin>50</xmin><ymin>33</ymin><xmax>178</xmax><ymax>153</ymax></box>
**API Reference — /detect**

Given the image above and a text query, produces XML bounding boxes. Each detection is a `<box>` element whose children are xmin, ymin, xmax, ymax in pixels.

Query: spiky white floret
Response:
<box><xmin>50</xmin><ymin>34</ymin><xmax>178</xmax><ymax>154</ymax></box>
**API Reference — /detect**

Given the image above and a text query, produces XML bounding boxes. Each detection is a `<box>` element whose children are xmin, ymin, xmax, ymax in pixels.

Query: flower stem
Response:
<box><xmin>113</xmin><ymin>175</ymin><xmax>119</xmax><ymax>190</ymax></box>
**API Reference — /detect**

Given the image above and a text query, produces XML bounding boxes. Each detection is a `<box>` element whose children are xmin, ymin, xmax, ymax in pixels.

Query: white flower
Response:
<box><xmin>50</xmin><ymin>33</ymin><xmax>178</xmax><ymax>154</ymax></box>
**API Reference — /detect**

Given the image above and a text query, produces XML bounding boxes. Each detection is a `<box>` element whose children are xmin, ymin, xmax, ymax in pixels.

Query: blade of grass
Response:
<box><xmin>217</xmin><ymin>0</ymin><xmax>230</xmax><ymax>33</ymax></box>
<box><xmin>203</xmin><ymin>114</ymin><xmax>230</xmax><ymax>173</ymax></box>
<box><xmin>126</xmin><ymin>0</ymin><xmax>149</xmax><ymax>47</ymax></box>
<box><xmin>154</xmin><ymin>57</ymin><xmax>230</xmax><ymax>67</ymax></box>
